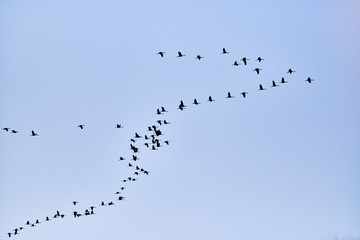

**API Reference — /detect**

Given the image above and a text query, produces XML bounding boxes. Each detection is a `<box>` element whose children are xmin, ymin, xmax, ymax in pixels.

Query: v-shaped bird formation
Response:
<box><xmin>3</xmin><ymin>48</ymin><xmax>315</xmax><ymax>238</ymax></box>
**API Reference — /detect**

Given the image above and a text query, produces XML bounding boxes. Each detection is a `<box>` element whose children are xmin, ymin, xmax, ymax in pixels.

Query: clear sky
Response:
<box><xmin>0</xmin><ymin>0</ymin><xmax>359</xmax><ymax>240</ymax></box>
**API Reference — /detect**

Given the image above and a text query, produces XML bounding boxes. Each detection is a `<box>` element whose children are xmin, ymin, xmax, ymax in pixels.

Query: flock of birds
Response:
<box><xmin>2</xmin><ymin>48</ymin><xmax>315</xmax><ymax>238</ymax></box>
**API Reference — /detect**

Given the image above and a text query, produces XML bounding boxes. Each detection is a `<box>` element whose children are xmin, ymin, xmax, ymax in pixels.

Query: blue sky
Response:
<box><xmin>0</xmin><ymin>1</ymin><xmax>359</xmax><ymax>240</ymax></box>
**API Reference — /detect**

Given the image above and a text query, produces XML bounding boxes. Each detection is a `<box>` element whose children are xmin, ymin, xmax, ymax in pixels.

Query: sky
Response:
<box><xmin>0</xmin><ymin>0</ymin><xmax>359</xmax><ymax>240</ymax></box>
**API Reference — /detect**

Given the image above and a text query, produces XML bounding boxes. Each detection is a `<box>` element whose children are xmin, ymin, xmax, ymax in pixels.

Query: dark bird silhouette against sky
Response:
<box><xmin>157</xmin><ymin>51</ymin><xmax>165</xmax><ymax>57</ymax></box>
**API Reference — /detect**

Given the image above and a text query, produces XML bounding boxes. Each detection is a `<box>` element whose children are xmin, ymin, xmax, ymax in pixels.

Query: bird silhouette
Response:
<box><xmin>242</xmin><ymin>57</ymin><xmax>249</xmax><ymax>65</ymax></box>
<box><xmin>77</xmin><ymin>125</ymin><xmax>84</xmax><ymax>129</ymax></box>
<box><xmin>196</xmin><ymin>55</ymin><xmax>203</xmax><ymax>60</ymax></box>
<box><xmin>31</xmin><ymin>130</ymin><xmax>38</xmax><ymax>136</ymax></box>
<box><xmin>119</xmin><ymin>157</ymin><xmax>125</xmax><ymax>161</ymax></box>
<box><xmin>116</xmin><ymin>124</ymin><xmax>123</xmax><ymax>129</ymax></box>
<box><xmin>161</xmin><ymin>107</ymin><xmax>167</xmax><ymax>113</ymax></box>
<box><xmin>193</xmin><ymin>99</ymin><xmax>200</xmax><ymax>105</ymax></box>
<box><xmin>73</xmin><ymin>201</ymin><xmax>78</xmax><ymax>206</ymax></box>
<box><xmin>164</xmin><ymin>120</ymin><xmax>170</xmax><ymax>124</ymax></box>
<box><xmin>233</xmin><ymin>61</ymin><xmax>240</xmax><ymax>66</ymax></box>
<box><xmin>2</xmin><ymin>127</ymin><xmax>10</xmax><ymax>132</ymax></box>
<box><xmin>135</xmin><ymin>132</ymin><xmax>141</xmax><ymax>138</ymax></box>
<box><xmin>253</xmin><ymin>68</ymin><xmax>262</xmax><ymax>74</ymax></box>
<box><xmin>271</xmin><ymin>81</ymin><xmax>279</xmax><ymax>87</ymax></box>
<box><xmin>241</xmin><ymin>92</ymin><xmax>248</xmax><ymax>98</ymax></box>
<box><xmin>157</xmin><ymin>51</ymin><xmax>165</xmax><ymax>57</ymax></box>
<box><xmin>306</xmin><ymin>77</ymin><xmax>314</xmax><ymax>83</ymax></box>
<box><xmin>257</xmin><ymin>57</ymin><xmax>264</xmax><ymax>62</ymax></box>
<box><xmin>226</xmin><ymin>92</ymin><xmax>234</xmax><ymax>98</ymax></box>
<box><xmin>279</xmin><ymin>77</ymin><xmax>288</xmax><ymax>84</ymax></box>
<box><xmin>221</xmin><ymin>48</ymin><xmax>229</xmax><ymax>54</ymax></box>
<box><xmin>258</xmin><ymin>84</ymin><xmax>266</xmax><ymax>90</ymax></box>
<box><xmin>208</xmin><ymin>96</ymin><xmax>215</xmax><ymax>102</ymax></box>
<box><xmin>164</xmin><ymin>140</ymin><xmax>170</xmax><ymax>145</ymax></box>
<box><xmin>287</xmin><ymin>68</ymin><xmax>295</xmax><ymax>74</ymax></box>
<box><xmin>177</xmin><ymin>52</ymin><xmax>185</xmax><ymax>58</ymax></box>
<box><xmin>156</xmin><ymin>108</ymin><xmax>162</xmax><ymax>115</ymax></box>
<box><xmin>11</xmin><ymin>130</ymin><xmax>18</xmax><ymax>133</ymax></box>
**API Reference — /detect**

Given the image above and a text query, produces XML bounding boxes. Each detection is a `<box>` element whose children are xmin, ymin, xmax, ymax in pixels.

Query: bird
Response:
<box><xmin>7</xmin><ymin>233</ymin><xmax>11</xmax><ymax>237</ymax></box>
<box><xmin>221</xmin><ymin>48</ymin><xmax>229</xmax><ymax>54</ymax></box>
<box><xmin>147</xmin><ymin>126</ymin><xmax>152</xmax><ymax>131</ymax></box>
<box><xmin>242</xmin><ymin>57</ymin><xmax>249</xmax><ymax>65</ymax></box>
<box><xmin>108</xmin><ymin>202</ymin><xmax>114</xmax><ymax>206</ymax></box>
<box><xmin>193</xmin><ymin>99</ymin><xmax>200</xmax><ymax>105</ymax></box>
<box><xmin>73</xmin><ymin>201</ymin><xmax>78</xmax><ymax>206</ymax></box>
<box><xmin>178</xmin><ymin>100</ymin><xmax>186</xmax><ymax>111</ymax></box>
<box><xmin>157</xmin><ymin>120</ymin><xmax>162</xmax><ymax>125</ymax></box>
<box><xmin>161</xmin><ymin>107</ymin><xmax>167</xmax><ymax>113</ymax></box>
<box><xmin>11</xmin><ymin>130</ymin><xmax>18</xmax><ymax>133</ymax></box>
<box><xmin>116</xmin><ymin>124</ymin><xmax>123</xmax><ymax>129</ymax></box>
<box><xmin>196</xmin><ymin>55</ymin><xmax>203</xmax><ymax>60</ymax></box>
<box><xmin>77</xmin><ymin>125</ymin><xmax>84</xmax><ymax>129</ymax></box>
<box><xmin>287</xmin><ymin>68</ymin><xmax>295</xmax><ymax>74</ymax></box>
<box><xmin>306</xmin><ymin>77</ymin><xmax>314</xmax><ymax>83</ymax></box>
<box><xmin>226</xmin><ymin>92</ymin><xmax>234</xmax><ymax>98</ymax></box>
<box><xmin>45</xmin><ymin>216</ymin><xmax>50</xmax><ymax>221</ymax></box>
<box><xmin>177</xmin><ymin>52</ymin><xmax>185</xmax><ymax>58</ymax></box>
<box><xmin>132</xmin><ymin>155</ymin><xmax>139</xmax><ymax>161</ymax></box>
<box><xmin>233</xmin><ymin>61</ymin><xmax>240</xmax><ymax>66</ymax></box>
<box><xmin>128</xmin><ymin>163</ymin><xmax>133</xmax><ymax>167</ymax></box>
<box><xmin>279</xmin><ymin>77</ymin><xmax>288</xmax><ymax>84</ymax></box>
<box><xmin>2</xmin><ymin>127</ymin><xmax>10</xmax><ymax>131</ymax></box>
<box><xmin>135</xmin><ymin>132</ymin><xmax>141</xmax><ymax>138</ymax></box>
<box><xmin>271</xmin><ymin>81</ymin><xmax>279</xmax><ymax>87</ymax></box>
<box><xmin>208</xmin><ymin>96</ymin><xmax>215</xmax><ymax>102</ymax></box>
<box><xmin>26</xmin><ymin>221</ymin><xmax>30</xmax><ymax>225</ymax></box>
<box><xmin>130</xmin><ymin>138</ymin><xmax>136</xmax><ymax>143</ymax></box>
<box><xmin>253</xmin><ymin>68</ymin><xmax>262</xmax><ymax>74</ymax></box>
<box><xmin>257</xmin><ymin>57</ymin><xmax>264</xmax><ymax>62</ymax></box>
<box><xmin>119</xmin><ymin>157</ymin><xmax>125</xmax><ymax>161</ymax></box>
<box><xmin>157</xmin><ymin>51</ymin><xmax>165</xmax><ymax>57</ymax></box>
<box><xmin>31</xmin><ymin>130</ymin><xmax>38</xmax><ymax>136</ymax></box>
<box><xmin>118</xmin><ymin>196</ymin><xmax>125</xmax><ymax>201</ymax></box>
<box><xmin>35</xmin><ymin>219</ymin><xmax>40</xmax><ymax>224</ymax></box>
<box><xmin>100</xmin><ymin>201</ymin><xmax>106</xmax><ymax>206</ymax></box>
<box><xmin>164</xmin><ymin>140</ymin><xmax>170</xmax><ymax>145</ymax></box>
<box><xmin>241</xmin><ymin>92</ymin><xmax>248</xmax><ymax>98</ymax></box>
<box><xmin>258</xmin><ymin>84</ymin><xmax>266</xmax><ymax>90</ymax></box>
<box><xmin>144</xmin><ymin>143</ymin><xmax>149</xmax><ymax>148</ymax></box>
<box><xmin>152</xmin><ymin>145</ymin><xmax>157</xmax><ymax>150</ymax></box>
<box><xmin>156</xmin><ymin>108</ymin><xmax>162</xmax><ymax>115</ymax></box>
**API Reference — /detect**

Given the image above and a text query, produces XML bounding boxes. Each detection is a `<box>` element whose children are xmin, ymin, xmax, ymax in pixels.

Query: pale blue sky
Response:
<box><xmin>1</xmin><ymin>1</ymin><xmax>359</xmax><ymax>240</ymax></box>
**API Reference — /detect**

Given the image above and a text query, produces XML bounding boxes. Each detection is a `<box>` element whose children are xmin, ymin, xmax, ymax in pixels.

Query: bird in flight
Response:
<box><xmin>258</xmin><ymin>84</ymin><xmax>266</xmax><ymax>90</ymax></box>
<box><xmin>306</xmin><ymin>77</ymin><xmax>314</xmax><ymax>83</ymax></box>
<box><xmin>233</xmin><ymin>61</ymin><xmax>240</xmax><ymax>66</ymax></box>
<box><xmin>226</xmin><ymin>92</ymin><xmax>234</xmax><ymax>98</ymax></box>
<box><xmin>271</xmin><ymin>81</ymin><xmax>279</xmax><ymax>87</ymax></box>
<box><xmin>287</xmin><ymin>68</ymin><xmax>295</xmax><ymax>74</ymax></box>
<box><xmin>241</xmin><ymin>92</ymin><xmax>248</xmax><ymax>98</ymax></box>
<box><xmin>73</xmin><ymin>201</ymin><xmax>78</xmax><ymax>206</ymax></box>
<box><xmin>116</xmin><ymin>124</ymin><xmax>123</xmax><ymax>129</ymax></box>
<box><xmin>196</xmin><ymin>55</ymin><xmax>204</xmax><ymax>60</ymax></box>
<box><xmin>221</xmin><ymin>48</ymin><xmax>229</xmax><ymax>54</ymax></box>
<box><xmin>193</xmin><ymin>99</ymin><xmax>200</xmax><ymax>105</ymax></box>
<box><xmin>157</xmin><ymin>51</ymin><xmax>165</xmax><ymax>57</ymax></box>
<box><xmin>208</xmin><ymin>96</ymin><xmax>215</xmax><ymax>102</ymax></box>
<box><xmin>78</xmin><ymin>125</ymin><xmax>84</xmax><ymax>129</ymax></box>
<box><xmin>279</xmin><ymin>77</ymin><xmax>288</xmax><ymax>84</ymax></box>
<box><xmin>257</xmin><ymin>57</ymin><xmax>264</xmax><ymax>62</ymax></box>
<box><xmin>31</xmin><ymin>130</ymin><xmax>38</xmax><ymax>136</ymax></box>
<box><xmin>253</xmin><ymin>68</ymin><xmax>262</xmax><ymax>74</ymax></box>
<box><xmin>177</xmin><ymin>52</ymin><xmax>185</xmax><ymax>58</ymax></box>
<box><xmin>2</xmin><ymin>127</ymin><xmax>10</xmax><ymax>132</ymax></box>
<box><xmin>11</xmin><ymin>130</ymin><xmax>18</xmax><ymax>133</ymax></box>
<box><xmin>242</xmin><ymin>57</ymin><xmax>249</xmax><ymax>65</ymax></box>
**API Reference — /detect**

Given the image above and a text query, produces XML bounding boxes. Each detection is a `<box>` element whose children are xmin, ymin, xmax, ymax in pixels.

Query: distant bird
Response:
<box><xmin>193</xmin><ymin>99</ymin><xmax>200</xmax><ymax>105</ymax></box>
<box><xmin>233</xmin><ymin>61</ymin><xmax>240</xmax><ymax>66</ymax></box>
<box><xmin>306</xmin><ymin>77</ymin><xmax>314</xmax><ymax>83</ymax></box>
<box><xmin>144</xmin><ymin>135</ymin><xmax>149</xmax><ymax>139</ymax></box>
<box><xmin>196</xmin><ymin>55</ymin><xmax>203</xmax><ymax>60</ymax></box>
<box><xmin>2</xmin><ymin>128</ymin><xmax>10</xmax><ymax>131</ymax></box>
<box><xmin>279</xmin><ymin>77</ymin><xmax>288</xmax><ymax>84</ymax></box>
<box><xmin>156</xmin><ymin>108</ymin><xmax>162</xmax><ymax>115</ymax></box>
<box><xmin>120</xmin><ymin>187</ymin><xmax>126</xmax><ymax>190</ymax></box>
<box><xmin>116</xmin><ymin>124</ymin><xmax>123</xmax><ymax>129</ymax></box>
<box><xmin>221</xmin><ymin>48</ymin><xmax>229</xmax><ymax>54</ymax></box>
<box><xmin>161</xmin><ymin>107</ymin><xmax>167</xmax><ymax>113</ymax></box>
<box><xmin>100</xmin><ymin>201</ymin><xmax>105</xmax><ymax>206</ymax></box>
<box><xmin>164</xmin><ymin>140</ymin><xmax>170</xmax><ymax>145</ymax></box>
<box><xmin>155</xmin><ymin>129</ymin><xmax>162</xmax><ymax>136</ymax></box>
<box><xmin>118</xmin><ymin>196</ymin><xmax>125</xmax><ymax>201</ymax></box>
<box><xmin>31</xmin><ymin>130</ymin><xmax>38</xmax><ymax>136</ymax></box>
<box><xmin>257</xmin><ymin>57</ymin><xmax>264</xmax><ymax>62</ymax></box>
<box><xmin>73</xmin><ymin>201</ymin><xmax>78</xmax><ymax>206</ymax></box>
<box><xmin>147</xmin><ymin>126</ymin><xmax>152</xmax><ymax>131</ymax></box>
<box><xmin>164</xmin><ymin>120</ymin><xmax>170</xmax><ymax>124</ymax></box>
<box><xmin>11</xmin><ymin>130</ymin><xmax>18</xmax><ymax>133</ymax></box>
<box><xmin>242</xmin><ymin>57</ymin><xmax>249</xmax><ymax>65</ymax></box>
<box><xmin>177</xmin><ymin>52</ymin><xmax>185</xmax><ymax>58</ymax></box>
<box><xmin>226</xmin><ymin>92</ymin><xmax>234</xmax><ymax>98</ymax></box>
<box><xmin>178</xmin><ymin>100</ymin><xmax>186</xmax><ymax>111</ymax></box>
<box><xmin>241</xmin><ymin>92</ymin><xmax>248</xmax><ymax>98</ymax></box>
<box><xmin>45</xmin><ymin>216</ymin><xmax>50</xmax><ymax>221</ymax></box>
<box><xmin>144</xmin><ymin>171</ymin><xmax>149</xmax><ymax>175</ymax></box>
<box><xmin>26</xmin><ymin>221</ymin><xmax>30</xmax><ymax>225</ymax></box>
<box><xmin>77</xmin><ymin>125</ymin><xmax>84</xmax><ymax>129</ymax></box>
<box><xmin>128</xmin><ymin>163</ymin><xmax>133</xmax><ymax>167</ymax></box>
<box><xmin>132</xmin><ymin>155</ymin><xmax>139</xmax><ymax>161</ymax></box>
<box><xmin>135</xmin><ymin>132</ymin><xmax>141</xmax><ymax>138</ymax></box>
<box><xmin>157</xmin><ymin>51</ymin><xmax>165</xmax><ymax>57</ymax></box>
<box><xmin>8</xmin><ymin>233</ymin><xmax>11</xmax><ymax>237</ymax></box>
<box><xmin>108</xmin><ymin>202</ymin><xmax>114</xmax><ymax>206</ymax></box>
<box><xmin>130</xmin><ymin>144</ymin><xmax>139</xmax><ymax>153</ymax></box>
<box><xmin>287</xmin><ymin>68</ymin><xmax>295</xmax><ymax>74</ymax></box>
<box><xmin>271</xmin><ymin>81</ymin><xmax>279</xmax><ymax>87</ymax></box>
<box><xmin>157</xmin><ymin>120</ymin><xmax>162</xmax><ymax>125</ymax></box>
<box><xmin>258</xmin><ymin>84</ymin><xmax>266</xmax><ymax>90</ymax></box>
<box><xmin>144</xmin><ymin>143</ymin><xmax>149</xmax><ymax>148</ymax></box>
<box><xmin>151</xmin><ymin>145</ymin><xmax>157</xmax><ymax>150</ymax></box>
<box><xmin>208</xmin><ymin>96</ymin><xmax>215</xmax><ymax>102</ymax></box>
<box><xmin>35</xmin><ymin>219</ymin><xmax>40</xmax><ymax>224</ymax></box>
<box><xmin>119</xmin><ymin>157</ymin><xmax>125</xmax><ymax>161</ymax></box>
<box><xmin>130</xmin><ymin>138</ymin><xmax>136</xmax><ymax>143</ymax></box>
<box><xmin>60</xmin><ymin>214</ymin><xmax>65</xmax><ymax>218</ymax></box>
<box><xmin>253</xmin><ymin>68</ymin><xmax>262</xmax><ymax>74</ymax></box>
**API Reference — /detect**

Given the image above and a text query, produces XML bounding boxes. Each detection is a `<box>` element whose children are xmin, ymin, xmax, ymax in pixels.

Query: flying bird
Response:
<box><xmin>177</xmin><ymin>52</ymin><xmax>185</xmax><ymax>58</ymax></box>
<box><xmin>241</xmin><ymin>92</ymin><xmax>248</xmax><ymax>98</ymax></box>
<box><xmin>116</xmin><ymin>124</ymin><xmax>123</xmax><ymax>129</ymax></box>
<box><xmin>233</xmin><ymin>61</ymin><xmax>240</xmax><ymax>66</ymax></box>
<box><xmin>271</xmin><ymin>81</ymin><xmax>279</xmax><ymax>87</ymax></box>
<box><xmin>242</xmin><ymin>57</ymin><xmax>249</xmax><ymax>65</ymax></box>
<box><xmin>279</xmin><ymin>77</ymin><xmax>288</xmax><ymax>84</ymax></box>
<box><xmin>253</xmin><ymin>68</ymin><xmax>262</xmax><ymax>74</ymax></box>
<box><xmin>77</xmin><ymin>125</ymin><xmax>84</xmax><ymax>129</ymax></box>
<box><xmin>221</xmin><ymin>48</ymin><xmax>229</xmax><ymax>54</ymax></box>
<box><xmin>157</xmin><ymin>51</ymin><xmax>165</xmax><ymax>57</ymax></box>
<box><xmin>257</xmin><ymin>57</ymin><xmax>264</xmax><ymax>62</ymax></box>
<box><xmin>31</xmin><ymin>130</ymin><xmax>38</xmax><ymax>136</ymax></box>
<box><xmin>161</xmin><ymin>107</ymin><xmax>167</xmax><ymax>113</ymax></box>
<box><xmin>73</xmin><ymin>201</ymin><xmax>78</xmax><ymax>206</ymax></box>
<box><xmin>11</xmin><ymin>130</ymin><xmax>18</xmax><ymax>133</ymax></box>
<box><xmin>208</xmin><ymin>96</ymin><xmax>215</xmax><ymax>102</ymax></box>
<box><xmin>2</xmin><ymin>128</ymin><xmax>10</xmax><ymax>131</ymax></box>
<box><xmin>196</xmin><ymin>55</ymin><xmax>203</xmax><ymax>60</ymax></box>
<box><xmin>156</xmin><ymin>108</ymin><xmax>162</xmax><ymax>115</ymax></box>
<box><xmin>258</xmin><ymin>84</ymin><xmax>266</xmax><ymax>90</ymax></box>
<box><xmin>306</xmin><ymin>77</ymin><xmax>314</xmax><ymax>83</ymax></box>
<box><xmin>287</xmin><ymin>68</ymin><xmax>295</xmax><ymax>74</ymax></box>
<box><xmin>226</xmin><ymin>92</ymin><xmax>234</xmax><ymax>98</ymax></box>
<box><xmin>193</xmin><ymin>99</ymin><xmax>200</xmax><ymax>105</ymax></box>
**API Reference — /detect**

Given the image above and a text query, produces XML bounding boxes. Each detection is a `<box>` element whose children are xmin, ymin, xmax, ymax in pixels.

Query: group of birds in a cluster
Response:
<box><xmin>3</xmin><ymin>48</ymin><xmax>315</xmax><ymax>238</ymax></box>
